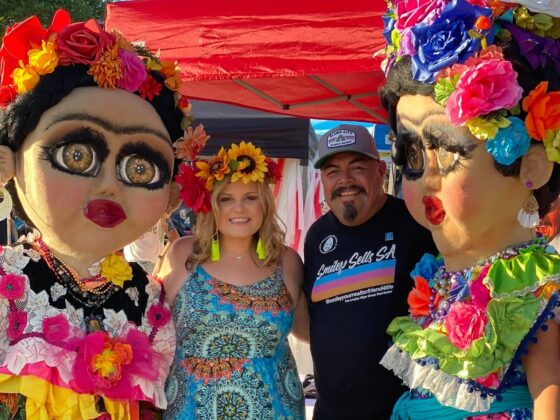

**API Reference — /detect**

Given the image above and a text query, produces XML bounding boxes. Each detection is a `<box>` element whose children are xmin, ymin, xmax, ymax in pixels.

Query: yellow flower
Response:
<box><xmin>100</xmin><ymin>253</ymin><xmax>133</xmax><ymax>288</ymax></box>
<box><xmin>164</xmin><ymin>74</ymin><xmax>182</xmax><ymax>91</ymax></box>
<box><xmin>544</xmin><ymin>129</ymin><xmax>560</xmax><ymax>163</ymax></box>
<box><xmin>88</xmin><ymin>45</ymin><xmax>123</xmax><ymax>88</ymax></box>
<box><xmin>195</xmin><ymin>147</ymin><xmax>231</xmax><ymax>190</ymax></box>
<box><xmin>228</xmin><ymin>141</ymin><xmax>268</xmax><ymax>184</ymax></box>
<box><xmin>145</xmin><ymin>57</ymin><xmax>162</xmax><ymax>71</ymax></box>
<box><xmin>466</xmin><ymin>116</ymin><xmax>511</xmax><ymax>140</ymax></box>
<box><xmin>28</xmin><ymin>41</ymin><xmax>58</xmax><ymax>75</ymax></box>
<box><xmin>12</xmin><ymin>63</ymin><xmax>40</xmax><ymax>94</ymax></box>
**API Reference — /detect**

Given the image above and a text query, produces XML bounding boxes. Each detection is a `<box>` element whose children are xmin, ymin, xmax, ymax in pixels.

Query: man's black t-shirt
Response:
<box><xmin>303</xmin><ymin>195</ymin><xmax>436</xmax><ymax>419</ymax></box>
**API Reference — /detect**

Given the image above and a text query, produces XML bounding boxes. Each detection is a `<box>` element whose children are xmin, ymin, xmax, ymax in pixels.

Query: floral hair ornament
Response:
<box><xmin>175</xmin><ymin>141</ymin><xmax>282</xmax><ymax>214</ymax></box>
<box><xmin>382</xmin><ymin>0</ymin><xmax>560</xmax><ymax>166</ymax></box>
<box><xmin>0</xmin><ymin>9</ymin><xmax>192</xmax><ymax>130</ymax></box>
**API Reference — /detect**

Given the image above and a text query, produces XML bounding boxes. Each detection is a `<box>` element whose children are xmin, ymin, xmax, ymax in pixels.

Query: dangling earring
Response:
<box><xmin>518</xmin><ymin>194</ymin><xmax>540</xmax><ymax>228</ymax></box>
<box><xmin>211</xmin><ymin>235</ymin><xmax>220</xmax><ymax>261</ymax></box>
<box><xmin>256</xmin><ymin>236</ymin><xmax>266</xmax><ymax>260</ymax></box>
<box><xmin>0</xmin><ymin>186</ymin><xmax>13</xmax><ymax>222</ymax></box>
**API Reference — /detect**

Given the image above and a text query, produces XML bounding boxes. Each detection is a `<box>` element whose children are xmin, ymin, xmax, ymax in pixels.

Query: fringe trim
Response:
<box><xmin>380</xmin><ymin>346</ymin><xmax>494</xmax><ymax>413</ymax></box>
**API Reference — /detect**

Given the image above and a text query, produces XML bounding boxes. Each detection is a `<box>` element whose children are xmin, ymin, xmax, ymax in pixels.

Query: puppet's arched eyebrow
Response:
<box><xmin>46</xmin><ymin>113</ymin><xmax>171</xmax><ymax>145</ymax></box>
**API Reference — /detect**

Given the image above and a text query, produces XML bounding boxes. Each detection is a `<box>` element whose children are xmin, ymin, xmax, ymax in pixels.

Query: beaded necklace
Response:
<box><xmin>33</xmin><ymin>239</ymin><xmax>117</xmax><ymax>307</ymax></box>
<box><xmin>428</xmin><ymin>237</ymin><xmax>549</xmax><ymax>322</ymax></box>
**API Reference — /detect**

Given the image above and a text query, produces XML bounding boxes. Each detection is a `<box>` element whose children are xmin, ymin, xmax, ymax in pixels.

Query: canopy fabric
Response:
<box><xmin>105</xmin><ymin>0</ymin><xmax>388</xmax><ymax>123</ymax></box>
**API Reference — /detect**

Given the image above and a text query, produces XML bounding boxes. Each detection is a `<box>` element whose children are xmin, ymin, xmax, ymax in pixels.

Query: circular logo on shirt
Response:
<box><xmin>319</xmin><ymin>235</ymin><xmax>337</xmax><ymax>254</ymax></box>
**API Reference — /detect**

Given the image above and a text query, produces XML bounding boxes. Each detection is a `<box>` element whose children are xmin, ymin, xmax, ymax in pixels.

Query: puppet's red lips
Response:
<box><xmin>422</xmin><ymin>196</ymin><xmax>445</xmax><ymax>225</ymax></box>
<box><xmin>84</xmin><ymin>200</ymin><xmax>126</xmax><ymax>228</ymax></box>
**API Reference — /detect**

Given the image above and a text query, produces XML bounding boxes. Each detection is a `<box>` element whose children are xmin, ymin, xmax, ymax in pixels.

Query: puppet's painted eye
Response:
<box><xmin>54</xmin><ymin>143</ymin><xmax>98</xmax><ymax>175</ymax></box>
<box><xmin>437</xmin><ymin>148</ymin><xmax>460</xmax><ymax>173</ymax></box>
<box><xmin>406</xmin><ymin>141</ymin><xmax>425</xmax><ymax>173</ymax></box>
<box><xmin>118</xmin><ymin>155</ymin><xmax>160</xmax><ymax>185</ymax></box>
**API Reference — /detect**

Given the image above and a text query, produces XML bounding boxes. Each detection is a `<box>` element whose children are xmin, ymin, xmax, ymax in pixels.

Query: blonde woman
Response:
<box><xmin>159</xmin><ymin>142</ymin><xmax>307</xmax><ymax>419</ymax></box>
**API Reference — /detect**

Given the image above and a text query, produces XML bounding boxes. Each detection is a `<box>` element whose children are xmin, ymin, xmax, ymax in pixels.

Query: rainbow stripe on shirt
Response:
<box><xmin>311</xmin><ymin>259</ymin><xmax>395</xmax><ymax>302</ymax></box>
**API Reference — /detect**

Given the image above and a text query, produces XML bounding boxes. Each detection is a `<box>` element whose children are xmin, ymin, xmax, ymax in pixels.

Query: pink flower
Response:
<box><xmin>72</xmin><ymin>329</ymin><xmax>158</xmax><ymax>398</ymax></box>
<box><xmin>470</xmin><ymin>265</ymin><xmax>491</xmax><ymax>309</ymax></box>
<box><xmin>475</xmin><ymin>372</ymin><xmax>499</xmax><ymax>388</ymax></box>
<box><xmin>0</xmin><ymin>273</ymin><xmax>26</xmax><ymax>300</ymax></box>
<box><xmin>42</xmin><ymin>314</ymin><xmax>70</xmax><ymax>343</ymax></box>
<box><xmin>147</xmin><ymin>304</ymin><xmax>171</xmax><ymax>328</ymax></box>
<box><xmin>446</xmin><ymin>59</ymin><xmax>523</xmax><ymax>125</ymax></box>
<box><xmin>7</xmin><ymin>310</ymin><xmax>27</xmax><ymax>340</ymax></box>
<box><xmin>56</xmin><ymin>19</ymin><xmax>115</xmax><ymax>65</ymax></box>
<box><xmin>117</xmin><ymin>49</ymin><xmax>147</xmax><ymax>92</ymax></box>
<box><xmin>444</xmin><ymin>302</ymin><xmax>488</xmax><ymax>350</ymax></box>
<box><xmin>395</xmin><ymin>0</ymin><xmax>447</xmax><ymax>30</ymax></box>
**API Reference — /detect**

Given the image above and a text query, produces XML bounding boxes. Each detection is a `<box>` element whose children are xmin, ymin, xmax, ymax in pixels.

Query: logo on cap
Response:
<box><xmin>327</xmin><ymin>129</ymin><xmax>356</xmax><ymax>149</ymax></box>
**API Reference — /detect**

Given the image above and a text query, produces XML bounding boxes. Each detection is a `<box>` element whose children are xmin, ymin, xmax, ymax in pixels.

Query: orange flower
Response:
<box><xmin>87</xmin><ymin>44</ymin><xmax>123</xmax><ymax>88</ymax></box>
<box><xmin>407</xmin><ymin>276</ymin><xmax>440</xmax><ymax>317</ymax></box>
<box><xmin>523</xmin><ymin>81</ymin><xmax>560</xmax><ymax>141</ymax></box>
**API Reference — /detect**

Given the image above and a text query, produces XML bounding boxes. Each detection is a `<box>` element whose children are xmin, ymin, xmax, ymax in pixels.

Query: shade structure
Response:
<box><xmin>190</xmin><ymin>100</ymin><xmax>311</xmax><ymax>159</ymax></box>
<box><xmin>105</xmin><ymin>0</ymin><xmax>388</xmax><ymax>123</ymax></box>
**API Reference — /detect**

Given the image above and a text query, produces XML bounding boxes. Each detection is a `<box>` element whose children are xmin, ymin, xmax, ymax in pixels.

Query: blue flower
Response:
<box><xmin>485</xmin><ymin>117</ymin><xmax>531</xmax><ymax>165</ymax></box>
<box><xmin>410</xmin><ymin>0</ymin><xmax>493</xmax><ymax>83</ymax></box>
<box><xmin>410</xmin><ymin>253</ymin><xmax>442</xmax><ymax>281</ymax></box>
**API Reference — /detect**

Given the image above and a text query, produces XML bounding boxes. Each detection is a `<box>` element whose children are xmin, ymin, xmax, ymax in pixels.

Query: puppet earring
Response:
<box><xmin>211</xmin><ymin>236</ymin><xmax>220</xmax><ymax>261</ymax></box>
<box><xmin>0</xmin><ymin>187</ymin><xmax>13</xmax><ymax>222</ymax></box>
<box><xmin>517</xmin><ymin>194</ymin><xmax>540</xmax><ymax>228</ymax></box>
<box><xmin>256</xmin><ymin>237</ymin><xmax>266</xmax><ymax>260</ymax></box>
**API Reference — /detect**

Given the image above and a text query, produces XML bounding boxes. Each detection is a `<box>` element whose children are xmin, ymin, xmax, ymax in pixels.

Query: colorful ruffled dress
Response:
<box><xmin>164</xmin><ymin>265</ymin><xmax>305</xmax><ymax>419</ymax></box>
<box><xmin>0</xmin><ymin>241</ymin><xmax>176</xmax><ymax>419</ymax></box>
<box><xmin>380</xmin><ymin>238</ymin><xmax>560</xmax><ymax>419</ymax></box>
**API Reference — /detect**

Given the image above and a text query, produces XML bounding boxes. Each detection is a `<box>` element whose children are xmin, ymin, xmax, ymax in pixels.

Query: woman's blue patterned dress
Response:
<box><xmin>164</xmin><ymin>265</ymin><xmax>305</xmax><ymax>419</ymax></box>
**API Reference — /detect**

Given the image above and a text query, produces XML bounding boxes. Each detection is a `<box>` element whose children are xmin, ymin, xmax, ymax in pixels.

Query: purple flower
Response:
<box><xmin>410</xmin><ymin>0</ymin><xmax>493</xmax><ymax>83</ymax></box>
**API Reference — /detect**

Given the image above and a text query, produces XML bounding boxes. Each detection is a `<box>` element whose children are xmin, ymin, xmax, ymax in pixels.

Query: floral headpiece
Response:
<box><xmin>0</xmin><ymin>9</ymin><xmax>192</xmax><ymax>129</ymax></box>
<box><xmin>175</xmin><ymin>141</ymin><xmax>282</xmax><ymax>214</ymax></box>
<box><xmin>383</xmin><ymin>0</ymin><xmax>560</xmax><ymax>165</ymax></box>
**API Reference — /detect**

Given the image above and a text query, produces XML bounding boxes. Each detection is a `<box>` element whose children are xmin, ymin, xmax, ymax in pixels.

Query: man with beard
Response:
<box><xmin>303</xmin><ymin>124</ymin><xmax>436</xmax><ymax>419</ymax></box>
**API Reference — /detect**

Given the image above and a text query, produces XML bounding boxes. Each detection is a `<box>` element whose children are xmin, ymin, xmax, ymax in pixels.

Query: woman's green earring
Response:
<box><xmin>256</xmin><ymin>237</ymin><xmax>266</xmax><ymax>260</ymax></box>
<box><xmin>211</xmin><ymin>236</ymin><xmax>220</xmax><ymax>261</ymax></box>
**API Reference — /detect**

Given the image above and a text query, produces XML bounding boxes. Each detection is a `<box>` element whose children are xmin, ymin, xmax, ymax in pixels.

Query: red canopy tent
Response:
<box><xmin>105</xmin><ymin>0</ymin><xmax>388</xmax><ymax>123</ymax></box>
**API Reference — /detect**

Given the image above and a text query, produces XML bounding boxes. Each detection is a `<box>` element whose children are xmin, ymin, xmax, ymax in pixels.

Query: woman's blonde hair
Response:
<box><xmin>186</xmin><ymin>178</ymin><xmax>286</xmax><ymax>270</ymax></box>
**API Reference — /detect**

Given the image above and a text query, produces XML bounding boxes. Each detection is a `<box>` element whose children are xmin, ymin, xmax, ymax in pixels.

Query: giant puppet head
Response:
<box><xmin>381</xmin><ymin>0</ymin><xmax>560</xmax><ymax>269</ymax></box>
<box><xmin>0</xmin><ymin>10</ymin><xmax>192</xmax><ymax>270</ymax></box>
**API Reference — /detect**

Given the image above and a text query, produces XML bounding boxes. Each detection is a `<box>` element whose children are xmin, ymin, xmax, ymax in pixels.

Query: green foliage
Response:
<box><xmin>0</xmin><ymin>0</ymin><xmax>110</xmax><ymax>36</ymax></box>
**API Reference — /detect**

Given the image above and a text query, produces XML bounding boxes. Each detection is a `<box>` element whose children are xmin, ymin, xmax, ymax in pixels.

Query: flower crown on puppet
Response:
<box><xmin>0</xmin><ymin>9</ymin><xmax>192</xmax><ymax>130</ymax></box>
<box><xmin>382</xmin><ymin>0</ymin><xmax>560</xmax><ymax>165</ymax></box>
<box><xmin>175</xmin><ymin>141</ymin><xmax>282</xmax><ymax>214</ymax></box>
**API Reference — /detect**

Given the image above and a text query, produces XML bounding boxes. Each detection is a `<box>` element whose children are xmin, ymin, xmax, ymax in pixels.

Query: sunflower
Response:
<box><xmin>195</xmin><ymin>146</ymin><xmax>231</xmax><ymax>190</ymax></box>
<box><xmin>228</xmin><ymin>141</ymin><xmax>268</xmax><ymax>184</ymax></box>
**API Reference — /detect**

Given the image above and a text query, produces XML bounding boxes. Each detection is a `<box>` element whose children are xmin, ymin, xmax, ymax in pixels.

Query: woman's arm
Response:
<box><xmin>156</xmin><ymin>236</ymin><xmax>195</xmax><ymax>306</ymax></box>
<box><xmin>281</xmin><ymin>247</ymin><xmax>310</xmax><ymax>343</ymax></box>
<box><xmin>523</xmin><ymin>318</ymin><xmax>560</xmax><ymax>419</ymax></box>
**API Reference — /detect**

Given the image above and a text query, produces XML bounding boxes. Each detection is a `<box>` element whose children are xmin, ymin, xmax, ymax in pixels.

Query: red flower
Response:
<box><xmin>42</xmin><ymin>314</ymin><xmax>70</xmax><ymax>343</ymax></box>
<box><xmin>407</xmin><ymin>276</ymin><xmax>440</xmax><ymax>317</ymax></box>
<box><xmin>7</xmin><ymin>310</ymin><xmax>27</xmax><ymax>341</ymax></box>
<box><xmin>175</xmin><ymin>163</ymin><xmax>212</xmax><ymax>213</ymax></box>
<box><xmin>139</xmin><ymin>74</ymin><xmax>162</xmax><ymax>101</ymax></box>
<box><xmin>147</xmin><ymin>304</ymin><xmax>171</xmax><ymax>328</ymax></box>
<box><xmin>0</xmin><ymin>85</ymin><xmax>17</xmax><ymax>107</ymax></box>
<box><xmin>0</xmin><ymin>9</ymin><xmax>70</xmax><ymax>89</ymax></box>
<box><xmin>265</xmin><ymin>157</ymin><xmax>282</xmax><ymax>183</ymax></box>
<box><xmin>56</xmin><ymin>19</ymin><xmax>115</xmax><ymax>66</ymax></box>
<box><xmin>0</xmin><ymin>273</ymin><xmax>26</xmax><ymax>300</ymax></box>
